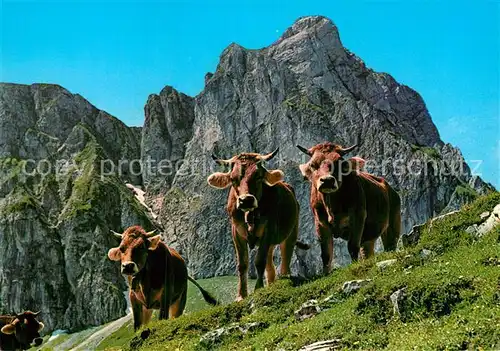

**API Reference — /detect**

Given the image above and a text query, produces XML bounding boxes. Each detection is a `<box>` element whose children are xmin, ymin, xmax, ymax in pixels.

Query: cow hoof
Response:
<box><xmin>141</xmin><ymin>329</ymin><xmax>151</xmax><ymax>340</ymax></box>
<box><xmin>255</xmin><ymin>280</ymin><xmax>264</xmax><ymax>290</ymax></box>
<box><xmin>235</xmin><ymin>296</ymin><xmax>245</xmax><ymax>302</ymax></box>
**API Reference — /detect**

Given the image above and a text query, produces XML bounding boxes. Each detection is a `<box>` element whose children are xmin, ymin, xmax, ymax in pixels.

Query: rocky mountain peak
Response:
<box><xmin>276</xmin><ymin>15</ymin><xmax>341</xmax><ymax>47</ymax></box>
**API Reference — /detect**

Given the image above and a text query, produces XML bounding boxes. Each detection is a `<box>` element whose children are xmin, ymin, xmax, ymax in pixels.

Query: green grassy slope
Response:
<box><xmin>33</xmin><ymin>276</ymin><xmax>250</xmax><ymax>351</ymax></box>
<box><xmin>95</xmin><ymin>276</ymin><xmax>255</xmax><ymax>351</ymax></box>
<box><xmin>106</xmin><ymin>192</ymin><xmax>500</xmax><ymax>351</ymax></box>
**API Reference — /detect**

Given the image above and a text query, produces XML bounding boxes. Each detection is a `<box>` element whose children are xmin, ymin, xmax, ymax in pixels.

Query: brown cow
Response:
<box><xmin>297</xmin><ymin>142</ymin><xmax>401</xmax><ymax>274</ymax></box>
<box><xmin>107</xmin><ymin>226</ymin><xmax>217</xmax><ymax>330</ymax></box>
<box><xmin>207</xmin><ymin>148</ymin><xmax>309</xmax><ymax>301</ymax></box>
<box><xmin>0</xmin><ymin>311</ymin><xmax>44</xmax><ymax>350</ymax></box>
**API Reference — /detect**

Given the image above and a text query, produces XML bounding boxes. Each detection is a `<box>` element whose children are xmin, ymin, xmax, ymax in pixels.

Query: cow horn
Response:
<box><xmin>111</xmin><ymin>230</ymin><xmax>123</xmax><ymax>239</ymax></box>
<box><xmin>144</xmin><ymin>230</ymin><xmax>156</xmax><ymax>238</ymax></box>
<box><xmin>260</xmin><ymin>148</ymin><xmax>279</xmax><ymax>161</ymax></box>
<box><xmin>211</xmin><ymin>154</ymin><xmax>235</xmax><ymax>165</ymax></box>
<box><xmin>296</xmin><ymin>145</ymin><xmax>312</xmax><ymax>156</ymax></box>
<box><xmin>33</xmin><ymin>311</ymin><xmax>41</xmax><ymax>317</ymax></box>
<box><xmin>338</xmin><ymin>144</ymin><xmax>358</xmax><ymax>156</ymax></box>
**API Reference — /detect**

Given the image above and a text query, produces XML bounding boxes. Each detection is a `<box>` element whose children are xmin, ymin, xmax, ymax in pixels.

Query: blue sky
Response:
<box><xmin>1</xmin><ymin>0</ymin><xmax>498</xmax><ymax>187</ymax></box>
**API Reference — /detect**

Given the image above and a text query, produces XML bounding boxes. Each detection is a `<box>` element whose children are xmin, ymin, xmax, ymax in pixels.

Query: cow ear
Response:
<box><xmin>348</xmin><ymin>157</ymin><xmax>366</xmax><ymax>172</ymax></box>
<box><xmin>207</xmin><ymin>172</ymin><xmax>231</xmax><ymax>189</ymax></box>
<box><xmin>107</xmin><ymin>247</ymin><xmax>121</xmax><ymax>261</ymax></box>
<box><xmin>38</xmin><ymin>322</ymin><xmax>44</xmax><ymax>332</ymax></box>
<box><xmin>148</xmin><ymin>234</ymin><xmax>162</xmax><ymax>251</ymax></box>
<box><xmin>1</xmin><ymin>323</ymin><xmax>15</xmax><ymax>335</ymax></box>
<box><xmin>299</xmin><ymin>163</ymin><xmax>311</xmax><ymax>180</ymax></box>
<box><xmin>264</xmin><ymin>169</ymin><xmax>284</xmax><ymax>186</ymax></box>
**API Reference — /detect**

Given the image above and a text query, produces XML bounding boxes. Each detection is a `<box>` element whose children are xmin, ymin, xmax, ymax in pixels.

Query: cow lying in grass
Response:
<box><xmin>0</xmin><ymin>311</ymin><xmax>44</xmax><ymax>350</ymax></box>
<box><xmin>108</xmin><ymin>226</ymin><xmax>217</xmax><ymax>330</ymax></box>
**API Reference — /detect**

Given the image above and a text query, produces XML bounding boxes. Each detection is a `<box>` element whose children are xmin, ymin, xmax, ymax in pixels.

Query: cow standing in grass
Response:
<box><xmin>297</xmin><ymin>142</ymin><xmax>401</xmax><ymax>274</ymax></box>
<box><xmin>0</xmin><ymin>311</ymin><xmax>44</xmax><ymax>350</ymax></box>
<box><xmin>107</xmin><ymin>226</ymin><xmax>217</xmax><ymax>330</ymax></box>
<box><xmin>207</xmin><ymin>148</ymin><xmax>309</xmax><ymax>301</ymax></box>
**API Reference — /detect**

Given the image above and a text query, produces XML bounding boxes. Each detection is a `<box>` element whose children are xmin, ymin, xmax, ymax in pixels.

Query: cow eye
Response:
<box><xmin>119</xmin><ymin>246</ymin><xmax>125</xmax><ymax>253</ymax></box>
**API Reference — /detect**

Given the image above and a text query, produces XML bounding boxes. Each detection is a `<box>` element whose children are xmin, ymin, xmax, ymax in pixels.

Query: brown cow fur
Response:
<box><xmin>298</xmin><ymin>142</ymin><xmax>401</xmax><ymax>274</ymax></box>
<box><xmin>208</xmin><ymin>150</ymin><xmax>307</xmax><ymax>301</ymax></box>
<box><xmin>108</xmin><ymin>226</ymin><xmax>217</xmax><ymax>330</ymax></box>
<box><xmin>0</xmin><ymin>311</ymin><xmax>44</xmax><ymax>350</ymax></box>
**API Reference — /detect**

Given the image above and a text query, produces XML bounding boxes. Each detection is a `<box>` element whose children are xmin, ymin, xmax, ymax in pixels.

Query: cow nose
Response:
<box><xmin>319</xmin><ymin>175</ymin><xmax>336</xmax><ymax>185</ymax></box>
<box><xmin>34</xmin><ymin>338</ymin><xmax>43</xmax><ymax>346</ymax></box>
<box><xmin>121</xmin><ymin>262</ymin><xmax>138</xmax><ymax>275</ymax></box>
<box><xmin>318</xmin><ymin>176</ymin><xmax>338</xmax><ymax>192</ymax></box>
<box><xmin>237</xmin><ymin>194</ymin><xmax>258</xmax><ymax>211</ymax></box>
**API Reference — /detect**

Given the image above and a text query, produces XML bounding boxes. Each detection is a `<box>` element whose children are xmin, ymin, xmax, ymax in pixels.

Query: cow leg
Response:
<box><xmin>279</xmin><ymin>224</ymin><xmax>298</xmax><ymax>277</ymax></box>
<box><xmin>160</xmin><ymin>267</ymin><xmax>174</xmax><ymax>320</ymax></box>
<box><xmin>313</xmin><ymin>207</ymin><xmax>335</xmax><ymax>275</ymax></box>
<box><xmin>382</xmin><ymin>190</ymin><xmax>402</xmax><ymax>251</ymax></box>
<box><xmin>130</xmin><ymin>293</ymin><xmax>144</xmax><ymax>331</ymax></box>
<box><xmin>348</xmin><ymin>210</ymin><xmax>367</xmax><ymax>262</ymax></box>
<box><xmin>315</xmin><ymin>218</ymin><xmax>334</xmax><ymax>275</ymax></box>
<box><xmin>360</xmin><ymin>239</ymin><xmax>375</xmax><ymax>260</ymax></box>
<box><xmin>265</xmin><ymin>245</ymin><xmax>276</xmax><ymax>285</ymax></box>
<box><xmin>254</xmin><ymin>243</ymin><xmax>270</xmax><ymax>290</ymax></box>
<box><xmin>159</xmin><ymin>295</ymin><xmax>170</xmax><ymax>320</ymax></box>
<box><xmin>320</xmin><ymin>233</ymin><xmax>334</xmax><ymax>275</ymax></box>
<box><xmin>169</xmin><ymin>290</ymin><xmax>187</xmax><ymax>318</ymax></box>
<box><xmin>142</xmin><ymin>307</ymin><xmax>153</xmax><ymax>325</ymax></box>
<box><xmin>232</xmin><ymin>225</ymin><xmax>249</xmax><ymax>301</ymax></box>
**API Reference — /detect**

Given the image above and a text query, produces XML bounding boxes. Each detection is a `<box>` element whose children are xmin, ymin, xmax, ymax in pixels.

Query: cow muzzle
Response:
<box><xmin>317</xmin><ymin>176</ymin><xmax>339</xmax><ymax>193</ymax></box>
<box><xmin>237</xmin><ymin>194</ymin><xmax>258</xmax><ymax>212</ymax></box>
<box><xmin>121</xmin><ymin>261</ymin><xmax>139</xmax><ymax>275</ymax></box>
<box><xmin>33</xmin><ymin>337</ymin><xmax>43</xmax><ymax>346</ymax></box>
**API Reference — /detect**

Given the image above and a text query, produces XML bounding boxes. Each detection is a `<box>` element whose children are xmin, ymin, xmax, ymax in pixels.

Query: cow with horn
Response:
<box><xmin>296</xmin><ymin>142</ymin><xmax>401</xmax><ymax>274</ymax></box>
<box><xmin>107</xmin><ymin>226</ymin><xmax>218</xmax><ymax>330</ymax></box>
<box><xmin>207</xmin><ymin>148</ymin><xmax>309</xmax><ymax>301</ymax></box>
<box><xmin>0</xmin><ymin>311</ymin><xmax>44</xmax><ymax>350</ymax></box>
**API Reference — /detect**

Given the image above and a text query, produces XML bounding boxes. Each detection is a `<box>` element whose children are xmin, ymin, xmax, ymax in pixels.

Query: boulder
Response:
<box><xmin>376</xmin><ymin>259</ymin><xmax>397</xmax><ymax>270</ymax></box>
<box><xmin>294</xmin><ymin>300</ymin><xmax>322</xmax><ymax>321</ymax></box>
<box><xmin>299</xmin><ymin>339</ymin><xmax>343</xmax><ymax>351</ymax></box>
<box><xmin>342</xmin><ymin>279</ymin><xmax>371</xmax><ymax>294</ymax></box>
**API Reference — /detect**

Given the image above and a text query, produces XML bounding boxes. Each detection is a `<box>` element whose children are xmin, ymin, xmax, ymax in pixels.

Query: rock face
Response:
<box><xmin>141</xmin><ymin>86</ymin><xmax>195</xmax><ymax>195</ymax></box>
<box><xmin>0</xmin><ymin>83</ymin><xmax>154</xmax><ymax>332</ymax></box>
<box><xmin>147</xmin><ymin>16</ymin><xmax>493</xmax><ymax>278</ymax></box>
<box><xmin>465</xmin><ymin>203</ymin><xmax>500</xmax><ymax>236</ymax></box>
<box><xmin>0</xmin><ymin>16</ymin><xmax>494</xmax><ymax>333</ymax></box>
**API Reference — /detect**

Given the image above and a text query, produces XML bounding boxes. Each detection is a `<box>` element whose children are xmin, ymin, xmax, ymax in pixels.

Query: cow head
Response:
<box><xmin>207</xmin><ymin>148</ymin><xmax>284</xmax><ymax>212</ymax></box>
<box><xmin>1</xmin><ymin>311</ymin><xmax>44</xmax><ymax>348</ymax></box>
<box><xmin>107</xmin><ymin>226</ymin><xmax>161</xmax><ymax>276</ymax></box>
<box><xmin>297</xmin><ymin>142</ymin><xmax>365</xmax><ymax>194</ymax></box>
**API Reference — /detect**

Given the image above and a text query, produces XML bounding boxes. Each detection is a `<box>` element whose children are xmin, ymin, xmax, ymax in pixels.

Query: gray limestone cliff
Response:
<box><xmin>0</xmin><ymin>83</ymin><xmax>154</xmax><ymax>332</ymax></box>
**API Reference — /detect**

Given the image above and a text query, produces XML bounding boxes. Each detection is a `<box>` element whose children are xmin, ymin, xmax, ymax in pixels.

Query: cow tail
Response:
<box><xmin>187</xmin><ymin>276</ymin><xmax>218</xmax><ymax>306</ymax></box>
<box><xmin>295</xmin><ymin>241</ymin><xmax>310</xmax><ymax>250</ymax></box>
